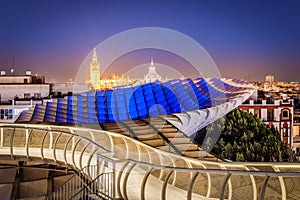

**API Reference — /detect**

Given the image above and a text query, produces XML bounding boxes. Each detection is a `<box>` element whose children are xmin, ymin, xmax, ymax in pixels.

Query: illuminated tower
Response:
<box><xmin>90</xmin><ymin>48</ymin><xmax>100</xmax><ymax>90</ymax></box>
<box><xmin>265</xmin><ymin>74</ymin><xmax>275</xmax><ymax>84</ymax></box>
<box><xmin>144</xmin><ymin>58</ymin><xmax>161</xmax><ymax>83</ymax></box>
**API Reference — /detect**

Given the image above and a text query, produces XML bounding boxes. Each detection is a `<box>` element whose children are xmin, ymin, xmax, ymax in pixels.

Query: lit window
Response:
<box><xmin>8</xmin><ymin>109</ymin><xmax>13</xmax><ymax>119</ymax></box>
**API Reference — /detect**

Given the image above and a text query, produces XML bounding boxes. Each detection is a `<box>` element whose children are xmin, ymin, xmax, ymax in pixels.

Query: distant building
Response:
<box><xmin>0</xmin><ymin>70</ymin><xmax>49</xmax><ymax>103</ymax></box>
<box><xmin>89</xmin><ymin>58</ymin><xmax>164</xmax><ymax>90</ymax></box>
<box><xmin>50</xmin><ymin>83</ymin><xmax>89</xmax><ymax>97</ymax></box>
<box><xmin>0</xmin><ymin>70</ymin><xmax>50</xmax><ymax>122</ymax></box>
<box><xmin>0</xmin><ymin>99</ymin><xmax>46</xmax><ymax>122</ymax></box>
<box><xmin>239</xmin><ymin>99</ymin><xmax>294</xmax><ymax>146</ymax></box>
<box><xmin>144</xmin><ymin>58</ymin><xmax>161</xmax><ymax>83</ymax></box>
<box><xmin>263</xmin><ymin>74</ymin><xmax>278</xmax><ymax>92</ymax></box>
<box><xmin>265</xmin><ymin>74</ymin><xmax>275</xmax><ymax>84</ymax></box>
<box><xmin>90</xmin><ymin>48</ymin><xmax>101</xmax><ymax>90</ymax></box>
<box><xmin>293</xmin><ymin>106</ymin><xmax>300</xmax><ymax>154</ymax></box>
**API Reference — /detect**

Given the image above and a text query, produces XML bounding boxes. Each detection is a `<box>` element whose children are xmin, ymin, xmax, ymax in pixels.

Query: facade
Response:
<box><xmin>144</xmin><ymin>58</ymin><xmax>161</xmax><ymax>83</ymax></box>
<box><xmin>239</xmin><ymin>99</ymin><xmax>294</xmax><ymax>145</ymax></box>
<box><xmin>0</xmin><ymin>75</ymin><xmax>31</xmax><ymax>84</ymax></box>
<box><xmin>295</xmin><ymin>125</ymin><xmax>300</xmax><ymax>137</ymax></box>
<box><xmin>294</xmin><ymin>108</ymin><xmax>300</xmax><ymax>137</ymax></box>
<box><xmin>261</xmin><ymin>74</ymin><xmax>278</xmax><ymax>92</ymax></box>
<box><xmin>88</xmin><ymin>56</ymin><xmax>164</xmax><ymax>89</ymax></box>
<box><xmin>0</xmin><ymin>99</ymin><xmax>44</xmax><ymax>122</ymax></box>
<box><xmin>0</xmin><ymin>71</ymin><xmax>50</xmax><ymax>122</ymax></box>
<box><xmin>89</xmin><ymin>48</ymin><xmax>101</xmax><ymax>90</ymax></box>
<box><xmin>0</xmin><ymin>84</ymin><xmax>50</xmax><ymax>102</ymax></box>
<box><xmin>0</xmin><ymin>71</ymin><xmax>49</xmax><ymax>103</ymax></box>
<box><xmin>50</xmin><ymin>82</ymin><xmax>89</xmax><ymax>97</ymax></box>
<box><xmin>265</xmin><ymin>74</ymin><xmax>275</xmax><ymax>84</ymax></box>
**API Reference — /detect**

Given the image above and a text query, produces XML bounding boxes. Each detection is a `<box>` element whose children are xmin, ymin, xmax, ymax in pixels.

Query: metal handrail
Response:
<box><xmin>46</xmin><ymin>165</ymin><xmax>109</xmax><ymax>200</ymax></box>
<box><xmin>69</xmin><ymin>171</ymin><xmax>115</xmax><ymax>200</ymax></box>
<box><xmin>45</xmin><ymin>165</ymin><xmax>96</xmax><ymax>199</ymax></box>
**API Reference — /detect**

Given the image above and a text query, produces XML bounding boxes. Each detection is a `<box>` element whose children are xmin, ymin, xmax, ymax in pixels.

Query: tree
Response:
<box><xmin>194</xmin><ymin>109</ymin><xmax>290</xmax><ymax>162</ymax></box>
<box><xmin>236</xmin><ymin>153</ymin><xmax>245</xmax><ymax>162</ymax></box>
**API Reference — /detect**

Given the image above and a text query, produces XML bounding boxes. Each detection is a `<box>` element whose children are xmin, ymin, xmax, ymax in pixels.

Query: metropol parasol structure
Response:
<box><xmin>1</xmin><ymin>28</ymin><xmax>300</xmax><ymax>199</ymax></box>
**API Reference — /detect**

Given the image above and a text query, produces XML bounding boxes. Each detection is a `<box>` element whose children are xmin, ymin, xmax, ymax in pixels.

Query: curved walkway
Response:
<box><xmin>1</xmin><ymin>124</ymin><xmax>300</xmax><ymax>199</ymax></box>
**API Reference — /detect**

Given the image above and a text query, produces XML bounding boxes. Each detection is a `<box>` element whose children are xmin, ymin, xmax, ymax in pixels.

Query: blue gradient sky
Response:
<box><xmin>0</xmin><ymin>0</ymin><xmax>299</xmax><ymax>82</ymax></box>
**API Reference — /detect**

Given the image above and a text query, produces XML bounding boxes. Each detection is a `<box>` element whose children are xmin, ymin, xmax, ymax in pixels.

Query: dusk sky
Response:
<box><xmin>0</xmin><ymin>0</ymin><xmax>299</xmax><ymax>82</ymax></box>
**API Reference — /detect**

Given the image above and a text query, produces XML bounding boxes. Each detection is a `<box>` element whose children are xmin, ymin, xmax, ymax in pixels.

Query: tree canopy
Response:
<box><xmin>194</xmin><ymin>109</ymin><xmax>292</xmax><ymax>162</ymax></box>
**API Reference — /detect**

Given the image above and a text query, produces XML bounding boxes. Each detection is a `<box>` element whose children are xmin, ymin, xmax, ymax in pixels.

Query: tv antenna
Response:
<box><xmin>11</xmin><ymin>56</ymin><xmax>15</xmax><ymax>75</ymax></box>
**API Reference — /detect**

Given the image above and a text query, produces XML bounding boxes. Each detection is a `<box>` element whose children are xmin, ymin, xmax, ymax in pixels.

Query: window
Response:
<box><xmin>282</xmin><ymin>110</ymin><xmax>289</xmax><ymax>118</ymax></box>
<box><xmin>297</xmin><ymin>147</ymin><xmax>300</xmax><ymax>156</ymax></box>
<box><xmin>267</xmin><ymin>110</ymin><xmax>273</xmax><ymax>121</ymax></box>
<box><xmin>8</xmin><ymin>109</ymin><xmax>12</xmax><ymax>119</ymax></box>
<box><xmin>283</xmin><ymin>126</ymin><xmax>288</xmax><ymax>137</ymax></box>
<box><xmin>24</xmin><ymin>93</ymin><xmax>31</xmax><ymax>99</ymax></box>
<box><xmin>0</xmin><ymin>109</ymin><xmax>4</xmax><ymax>119</ymax></box>
<box><xmin>254</xmin><ymin>110</ymin><xmax>260</xmax><ymax>118</ymax></box>
<box><xmin>24</xmin><ymin>78</ymin><xmax>28</xmax><ymax>83</ymax></box>
<box><xmin>0</xmin><ymin>109</ymin><xmax>12</xmax><ymax>119</ymax></box>
<box><xmin>34</xmin><ymin>93</ymin><xmax>41</xmax><ymax>99</ymax></box>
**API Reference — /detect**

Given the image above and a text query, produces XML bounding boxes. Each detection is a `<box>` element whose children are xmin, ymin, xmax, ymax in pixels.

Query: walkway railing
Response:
<box><xmin>1</xmin><ymin>124</ymin><xmax>300</xmax><ymax>199</ymax></box>
<box><xmin>114</xmin><ymin>159</ymin><xmax>300</xmax><ymax>200</ymax></box>
<box><xmin>0</xmin><ymin>124</ymin><xmax>110</xmax><ymax>171</ymax></box>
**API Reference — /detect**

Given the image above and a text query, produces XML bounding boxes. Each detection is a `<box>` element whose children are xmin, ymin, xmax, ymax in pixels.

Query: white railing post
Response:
<box><xmin>25</xmin><ymin>129</ymin><xmax>29</xmax><ymax>146</ymax></box>
<box><xmin>48</xmin><ymin>126</ymin><xmax>53</xmax><ymax>149</ymax></box>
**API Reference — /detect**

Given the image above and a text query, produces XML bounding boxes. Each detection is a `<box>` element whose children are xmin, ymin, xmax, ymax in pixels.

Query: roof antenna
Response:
<box><xmin>11</xmin><ymin>56</ymin><xmax>15</xmax><ymax>76</ymax></box>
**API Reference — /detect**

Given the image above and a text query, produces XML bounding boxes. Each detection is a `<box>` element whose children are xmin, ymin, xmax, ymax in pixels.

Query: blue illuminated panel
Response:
<box><xmin>115</xmin><ymin>89</ymin><xmax>129</xmax><ymax>121</ymax></box>
<box><xmin>96</xmin><ymin>91</ymin><xmax>107</xmax><ymax>123</ymax></box>
<box><xmin>133</xmin><ymin>86</ymin><xmax>148</xmax><ymax>118</ymax></box>
<box><xmin>56</xmin><ymin>98</ymin><xmax>67</xmax><ymax>123</ymax></box>
<box><xmin>125</xmin><ymin>87</ymin><xmax>139</xmax><ymax>120</ymax></box>
<box><xmin>28</xmin><ymin>77</ymin><xmax>242</xmax><ymax>125</ymax></box>
<box><xmin>162</xmin><ymin>82</ymin><xmax>181</xmax><ymax>113</ymax></box>
<box><xmin>67</xmin><ymin>96</ymin><xmax>75</xmax><ymax>124</ymax></box>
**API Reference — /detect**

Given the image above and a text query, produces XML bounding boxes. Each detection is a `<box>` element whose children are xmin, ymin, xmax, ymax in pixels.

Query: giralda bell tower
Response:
<box><xmin>89</xmin><ymin>48</ymin><xmax>100</xmax><ymax>90</ymax></box>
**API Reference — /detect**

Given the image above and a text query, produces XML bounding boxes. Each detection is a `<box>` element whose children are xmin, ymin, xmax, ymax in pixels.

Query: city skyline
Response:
<box><xmin>0</xmin><ymin>0</ymin><xmax>299</xmax><ymax>82</ymax></box>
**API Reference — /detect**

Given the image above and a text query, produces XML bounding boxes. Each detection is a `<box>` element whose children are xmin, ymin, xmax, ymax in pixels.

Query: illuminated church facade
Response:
<box><xmin>89</xmin><ymin>49</ymin><xmax>164</xmax><ymax>90</ymax></box>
